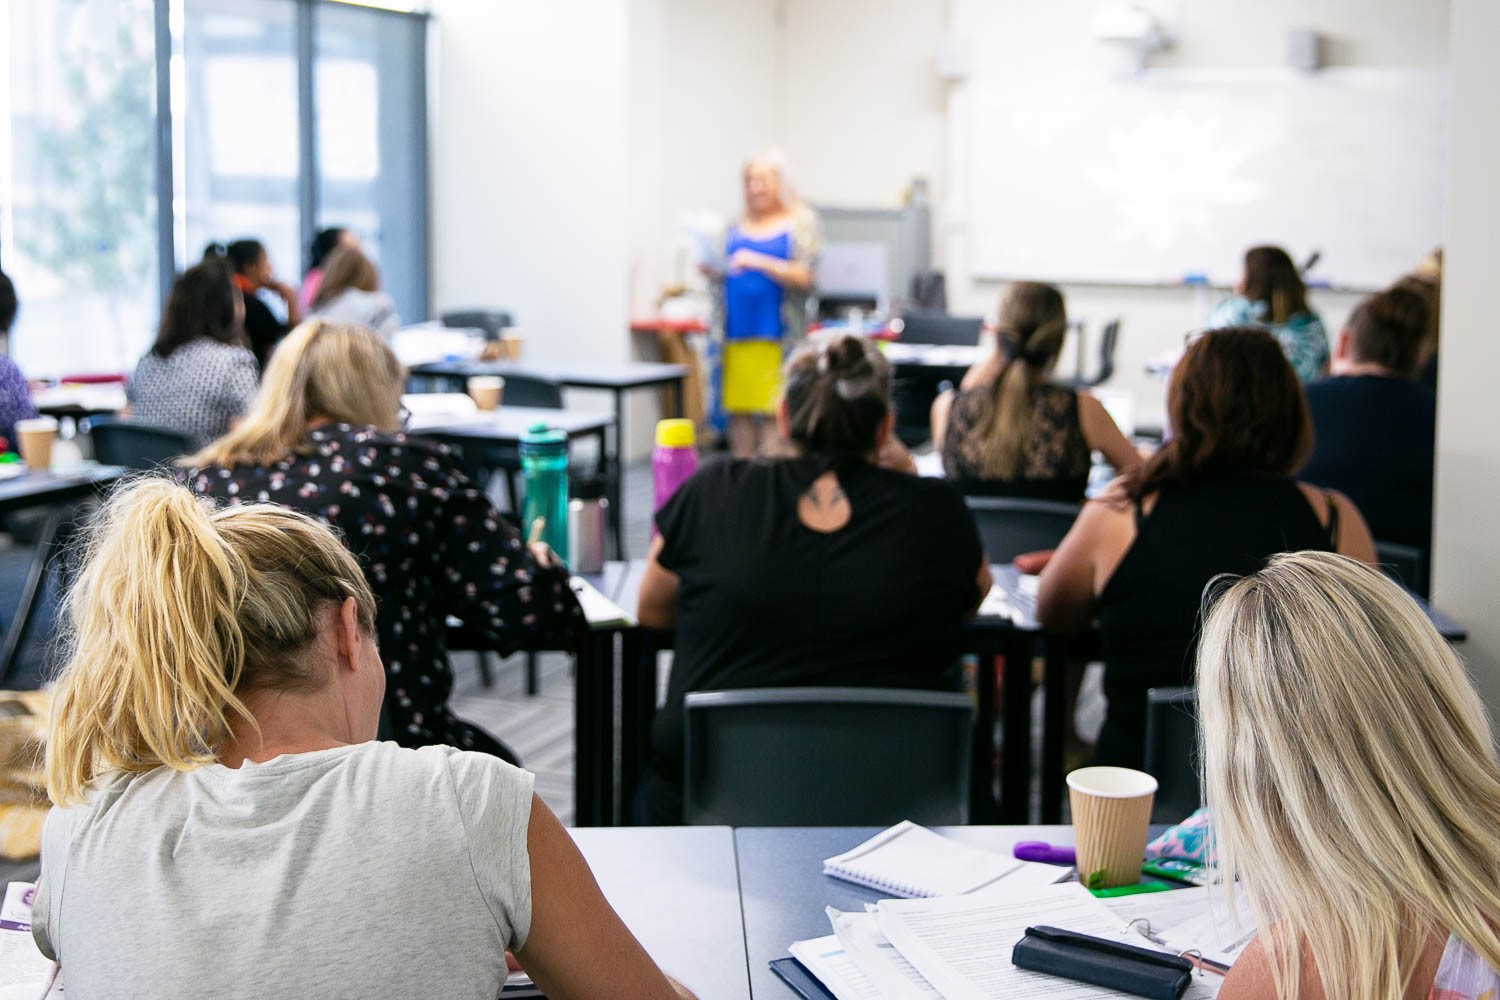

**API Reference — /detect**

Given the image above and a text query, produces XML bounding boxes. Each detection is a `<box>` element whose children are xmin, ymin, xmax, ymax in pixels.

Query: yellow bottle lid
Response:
<box><xmin>655</xmin><ymin>418</ymin><xmax>696</xmax><ymax>449</ymax></box>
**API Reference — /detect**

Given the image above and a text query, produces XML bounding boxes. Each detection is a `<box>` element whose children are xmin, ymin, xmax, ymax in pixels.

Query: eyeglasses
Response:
<box><xmin>397</xmin><ymin>406</ymin><xmax>411</xmax><ymax>430</ymax></box>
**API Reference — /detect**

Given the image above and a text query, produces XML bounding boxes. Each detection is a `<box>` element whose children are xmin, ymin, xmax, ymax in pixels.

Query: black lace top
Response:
<box><xmin>942</xmin><ymin>384</ymin><xmax>1091</xmax><ymax>500</ymax></box>
<box><xmin>185</xmin><ymin>424</ymin><xmax>584</xmax><ymax>759</ymax></box>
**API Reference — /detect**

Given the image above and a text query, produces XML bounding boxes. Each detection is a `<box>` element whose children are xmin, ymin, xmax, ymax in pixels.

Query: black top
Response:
<box><xmin>1094</xmin><ymin>476</ymin><xmax>1335</xmax><ymax>769</ymax></box>
<box><xmin>648</xmin><ymin>456</ymin><xmax>983</xmax><ymax>799</ymax></box>
<box><xmin>242</xmin><ymin>290</ymin><xmax>289</xmax><ymax>372</ymax></box>
<box><xmin>942</xmin><ymin>384</ymin><xmax>1091</xmax><ymax>501</ymax></box>
<box><xmin>1300</xmin><ymin>374</ymin><xmax>1435</xmax><ymax>549</ymax></box>
<box><xmin>186</xmin><ymin>424</ymin><xmax>584</xmax><ymax>759</ymax></box>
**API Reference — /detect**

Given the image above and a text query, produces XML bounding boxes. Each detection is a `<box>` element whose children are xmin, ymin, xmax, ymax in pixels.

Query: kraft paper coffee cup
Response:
<box><xmin>1068</xmin><ymin>766</ymin><xmax>1157</xmax><ymax>889</ymax></box>
<box><xmin>500</xmin><ymin>329</ymin><xmax>524</xmax><ymax>361</ymax></box>
<box><xmin>15</xmin><ymin>417</ymin><xmax>58</xmax><ymax>472</ymax></box>
<box><xmin>468</xmin><ymin>375</ymin><xmax>505</xmax><ymax>411</ymax></box>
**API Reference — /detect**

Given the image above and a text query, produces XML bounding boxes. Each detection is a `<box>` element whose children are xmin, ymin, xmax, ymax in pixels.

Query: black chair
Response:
<box><xmin>683</xmin><ymin>687</ymin><xmax>974</xmax><ymax>826</ymax></box>
<box><xmin>962</xmin><ymin>496</ymin><xmax>1081</xmax><ymax>563</ymax></box>
<box><xmin>88</xmin><ymin>418</ymin><xmax>195</xmax><ymax>470</ymax></box>
<box><xmin>1375</xmin><ymin>540</ymin><xmax>1430</xmax><ymax>600</ymax></box>
<box><xmin>1061</xmin><ymin>318</ymin><xmax>1121</xmax><ymax>389</ymax></box>
<box><xmin>897</xmin><ymin>312</ymin><xmax>984</xmax><ymax>347</ymax></box>
<box><xmin>1143</xmin><ymin>685</ymin><xmax>1199</xmax><ymax>824</ymax></box>
<box><xmin>441</xmin><ymin>310</ymin><xmax>513</xmax><ymax>341</ymax></box>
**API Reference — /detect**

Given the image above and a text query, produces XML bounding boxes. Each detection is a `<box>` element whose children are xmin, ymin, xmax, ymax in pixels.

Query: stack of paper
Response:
<box><xmin>783</xmin><ymin>824</ymin><xmax>1244</xmax><ymax>999</ymax></box>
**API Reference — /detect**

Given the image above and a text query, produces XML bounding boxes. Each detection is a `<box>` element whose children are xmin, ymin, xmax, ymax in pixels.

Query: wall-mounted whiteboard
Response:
<box><xmin>964</xmin><ymin>69</ymin><xmax>1449</xmax><ymax>289</ymax></box>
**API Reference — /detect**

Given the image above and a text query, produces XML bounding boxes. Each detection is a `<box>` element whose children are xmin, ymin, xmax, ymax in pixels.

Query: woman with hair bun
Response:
<box><xmin>33</xmin><ymin>479</ymin><xmax>695</xmax><ymax>999</ymax></box>
<box><xmin>634</xmin><ymin>334</ymin><xmax>991</xmax><ymax>823</ymax></box>
<box><xmin>1199</xmin><ymin>551</ymin><xmax>1500</xmax><ymax>1000</ymax></box>
<box><xmin>1037</xmin><ymin>327</ymin><xmax>1376</xmax><ymax>769</ymax></box>
<box><xmin>932</xmin><ymin>281</ymin><xmax>1139</xmax><ymax>498</ymax></box>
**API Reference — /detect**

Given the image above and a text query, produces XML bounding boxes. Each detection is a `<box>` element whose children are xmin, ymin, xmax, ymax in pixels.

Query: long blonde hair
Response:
<box><xmin>972</xmin><ymin>281</ymin><xmax>1067</xmax><ymax>479</ymax></box>
<box><xmin>187</xmin><ymin>318</ymin><xmax>405</xmax><ymax>468</ymax></box>
<box><xmin>46</xmin><ymin>478</ymin><xmax>376</xmax><ymax>805</ymax></box>
<box><xmin>1197</xmin><ymin>551</ymin><xmax>1500</xmax><ymax>1000</ymax></box>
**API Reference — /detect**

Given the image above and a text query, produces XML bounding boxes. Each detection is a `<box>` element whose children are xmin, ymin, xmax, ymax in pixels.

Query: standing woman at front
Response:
<box><xmin>715</xmin><ymin>150</ymin><xmax>819</xmax><ymax>458</ymax></box>
<box><xmin>1206</xmin><ymin>245</ymin><xmax>1329</xmax><ymax>382</ymax></box>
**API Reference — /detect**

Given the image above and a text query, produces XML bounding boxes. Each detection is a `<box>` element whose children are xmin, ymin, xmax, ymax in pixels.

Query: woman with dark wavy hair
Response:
<box><xmin>1037</xmin><ymin>326</ymin><xmax>1376</xmax><ymax>769</ymax></box>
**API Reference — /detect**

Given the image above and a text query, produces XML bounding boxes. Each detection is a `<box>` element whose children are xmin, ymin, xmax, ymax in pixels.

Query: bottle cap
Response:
<box><xmin>522</xmin><ymin>422</ymin><xmax>567</xmax><ymax>446</ymax></box>
<box><xmin>655</xmin><ymin>418</ymin><xmax>696</xmax><ymax>449</ymax></box>
<box><xmin>569</xmin><ymin>475</ymin><xmax>608</xmax><ymax>501</ymax></box>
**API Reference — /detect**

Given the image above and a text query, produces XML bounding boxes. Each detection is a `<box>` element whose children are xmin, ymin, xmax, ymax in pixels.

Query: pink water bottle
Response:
<box><xmin>652</xmin><ymin>418</ymin><xmax>698</xmax><ymax>529</ymax></box>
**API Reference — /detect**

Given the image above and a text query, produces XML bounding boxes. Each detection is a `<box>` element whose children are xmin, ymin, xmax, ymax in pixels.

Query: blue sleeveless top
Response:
<box><xmin>724</xmin><ymin>227</ymin><xmax>792</xmax><ymax>341</ymax></box>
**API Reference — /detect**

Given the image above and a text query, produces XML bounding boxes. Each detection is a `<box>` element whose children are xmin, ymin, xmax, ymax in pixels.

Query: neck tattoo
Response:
<box><xmin>803</xmin><ymin>483</ymin><xmax>847</xmax><ymax>509</ymax></box>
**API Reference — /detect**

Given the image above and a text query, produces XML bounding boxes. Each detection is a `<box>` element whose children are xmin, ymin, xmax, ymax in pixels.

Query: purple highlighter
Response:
<box><xmin>1013</xmin><ymin>841</ymin><xmax>1077</xmax><ymax>866</ymax></box>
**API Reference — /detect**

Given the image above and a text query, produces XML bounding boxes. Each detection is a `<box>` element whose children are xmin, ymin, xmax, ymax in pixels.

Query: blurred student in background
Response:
<box><xmin>932</xmin><ymin>281</ymin><xmax>1139</xmax><ymax>498</ymax></box>
<box><xmin>1300</xmin><ymin>284</ymin><xmax>1435</xmax><ymax>550</ymax></box>
<box><xmin>1207</xmin><ymin>245</ymin><xmax>1329</xmax><ymax>382</ymax></box>
<box><xmin>127</xmin><ymin>256</ymin><xmax>257</xmax><ymax>448</ymax></box>
<box><xmin>185</xmin><ymin>320</ymin><xmax>581</xmax><ymax>763</ymax></box>
<box><xmin>298</xmin><ymin>226</ymin><xmax>358</xmax><ymax>313</ymax></box>
<box><xmin>636</xmin><ymin>335</ymin><xmax>988</xmax><ymax>823</ymax></box>
<box><xmin>1038</xmin><ymin>328</ymin><xmax>1374</xmax><ymax>769</ymax></box>
<box><xmin>307</xmin><ymin>246</ymin><xmax>400</xmax><ymax>339</ymax></box>
<box><xmin>705</xmin><ymin>149</ymin><xmax>820</xmax><ymax>458</ymax></box>
<box><xmin>210</xmin><ymin>240</ymin><xmax>301</xmax><ymax>372</ymax></box>
<box><xmin>0</xmin><ymin>269</ymin><xmax>40</xmax><ymax>451</ymax></box>
<box><xmin>1199</xmin><ymin>552</ymin><xmax>1500</xmax><ymax>1000</ymax></box>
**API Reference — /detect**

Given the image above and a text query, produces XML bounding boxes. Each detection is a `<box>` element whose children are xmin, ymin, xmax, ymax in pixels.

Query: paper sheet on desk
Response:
<box><xmin>872</xmin><ymin>883</ymin><xmax>1135</xmax><ymax>999</ymax></box>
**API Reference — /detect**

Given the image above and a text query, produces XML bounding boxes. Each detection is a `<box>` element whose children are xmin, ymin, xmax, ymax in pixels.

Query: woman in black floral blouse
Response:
<box><xmin>182</xmin><ymin>319</ymin><xmax>583</xmax><ymax>762</ymax></box>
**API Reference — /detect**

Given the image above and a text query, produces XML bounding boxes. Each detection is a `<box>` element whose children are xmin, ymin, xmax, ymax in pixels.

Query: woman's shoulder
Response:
<box><xmin>1207</xmin><ymin>295</ymin><xmax>1260</xmax><ymax>326</ymax></box>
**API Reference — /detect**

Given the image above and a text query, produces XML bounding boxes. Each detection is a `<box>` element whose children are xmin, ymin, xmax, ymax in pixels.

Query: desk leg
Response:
<box><xmin>609</xmin><ymin>390</ymin><xmax>626</xmax><ymax>560</ymax></box>
<box><xmin>1040</xmin><ymin>636</ymin><xmax>1068</xmax><ymax>824</ymax></box>
<box><xmin>618</xmin><ymin>628</ymin><xmax>658</xmax><ymax>825</ymax></box>
<box><xmin>574</xmin><ymin>630</ymin><xmax>616</xmax><ymax>827</ymax></box>
<box><xmin>999</xmin><ymin>633</ymin><xmax>1036</xmax><ymax>824</ymax></box>
<box><xmin>972</xmin><ymin>653</ymin><xmax>998</xmax><ymax>822</ymax></box>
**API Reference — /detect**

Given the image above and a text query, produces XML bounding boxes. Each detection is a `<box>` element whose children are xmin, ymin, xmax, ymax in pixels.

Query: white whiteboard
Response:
<box><xmin>965</xmin><ymin>68</ymin><xmax>1449</xmax><ymax>289</ymax></box>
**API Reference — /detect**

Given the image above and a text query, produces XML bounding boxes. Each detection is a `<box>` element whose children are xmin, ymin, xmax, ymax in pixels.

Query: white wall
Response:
<box><xmin>1434</xmin><ymin>0</ymin><xmax>1500</xmax><ymax>716</ymax></box>
<box><xmin>940</xmin><ymin>0</ymin><xmax>1448</xmax><ymax>426</ymax></box>
<box><xmin>428</xmin><ymin>0</ymin><xmax>631</xmax><ymax>370</ymax></box>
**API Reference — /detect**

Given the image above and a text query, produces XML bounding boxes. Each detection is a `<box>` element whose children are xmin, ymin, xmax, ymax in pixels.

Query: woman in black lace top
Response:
<box><xmin>932</xmin><ymin>282</ymin><xmax>1139</xmax><ymax>500</ymax></box>
<box><xmin>183</xmin><ymin>319</ymin><xmax>583</xmax><ymax>761</ymax></box>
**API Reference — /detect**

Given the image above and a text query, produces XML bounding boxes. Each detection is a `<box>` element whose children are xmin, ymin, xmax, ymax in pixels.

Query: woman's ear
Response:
<box><xmin>335</xmin><ymin>597</ymin><xmax>362</xmax><ymax>674</ymax></box>
<box><xmin>775</xmin><ymin>396</ymin><xmax>791</xmax><ymax>441</ymax></box>
<box><xmin>874</xmin><ymin>409</ymin><xmax>895</xmax><ymax>452</ymax></box>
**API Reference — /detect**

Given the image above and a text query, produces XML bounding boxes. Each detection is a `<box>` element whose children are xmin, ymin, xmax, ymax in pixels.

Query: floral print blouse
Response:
<box><xmin>185</xmin><ymin>423</ymin><xmax>584</xmax><ymax>759</ymax></box>
<box><xmin>1206</xmin><ymin>295</ymin><xmax>1330</xmax><ymax>383</ymax></box>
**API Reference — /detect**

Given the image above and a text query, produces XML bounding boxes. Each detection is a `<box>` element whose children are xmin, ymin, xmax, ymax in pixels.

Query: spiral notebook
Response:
<box><xmin>821</xmin><ymin>821</ymin><xmax>1030</xmax><ymax>898</ymax></box>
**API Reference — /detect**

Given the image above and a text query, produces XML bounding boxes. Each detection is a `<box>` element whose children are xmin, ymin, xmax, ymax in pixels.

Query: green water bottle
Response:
<box><xmin>520</xmin><ymin>422</ymin><xmax>569</xmax><ymax>561</ymax></box>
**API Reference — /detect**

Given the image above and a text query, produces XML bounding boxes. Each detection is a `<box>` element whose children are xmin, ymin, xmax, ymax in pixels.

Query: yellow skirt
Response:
<box><xmin>721</xmin><ymin>340</ymin><xmax>782</xmax><ymax>415</ymax></box>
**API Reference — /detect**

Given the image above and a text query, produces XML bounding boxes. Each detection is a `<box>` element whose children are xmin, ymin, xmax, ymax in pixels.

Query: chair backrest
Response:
<box><xmin>441</xmin><ymin>310</ymin><xmax>513</xmax><ymax>341</ymax></box>
<box><xmin>88</xmin><ymin>417</ymin><xmax>195</xmax><ymax>470</ymax></box>
<box><xmin>962</xmin><ymin>496</ymin><xmax>1081</xmax><ymax>563</ymax></box>
<box><xmin>1375</xmin><ymin>540</ymin><xmax>1430</xmax><ymax>599</ymax></box>
<box><xmin>499</xmin><ymin>374</ymin><xmax>564</xmax><ymax>409</ymax></box>
<box><xmin>683</xmin><ymin>686</ymin><xmax>973</xmax><ymax>826</ymax></box>
<box><xmin>1144</xmin><ymin>685</ymin><xmax>1200</xmax><ymax>823</ymax></box>
<box><xmin>898</xmin><ymin>312</ymin><xmax>984</xmax><ymax>347</ymax></box>
<box><xmin>1093</xmin><ymin>318</ymin><xmax>1121</xmax><ymax>385</ymax></box>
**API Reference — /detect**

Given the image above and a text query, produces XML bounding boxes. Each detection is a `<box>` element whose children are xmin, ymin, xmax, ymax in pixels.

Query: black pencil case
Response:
<box><xmin>1012</xmin><ymin>924</ymin><xmax>1194</xmax><ymax>1000</ymax></box>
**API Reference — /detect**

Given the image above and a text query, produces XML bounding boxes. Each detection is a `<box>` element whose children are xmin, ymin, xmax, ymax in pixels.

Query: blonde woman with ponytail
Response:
<box><xmin>184</xmin><ymin>319</ymin><xmax>583</xmax><ymax>763</ymax></box>
<box><xmin>1198</xmin><ymin>551</ymin><xmax>1500</xmax><ymax>1000</ymax></box>
<box><xmin>33</xmin><ymin>480</ymin><xmax>694</xmax><ymax>1000</ymax></box>
<box><xmin>932</xmin><ymin>282</ymin><xmax>1138</xmax><ymax>499</ymax></box>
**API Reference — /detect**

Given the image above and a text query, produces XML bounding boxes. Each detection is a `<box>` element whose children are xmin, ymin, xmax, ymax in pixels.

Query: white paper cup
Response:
<box><xmin>1068</xmin><ymin>766</ymin><xmax>1158</xmax><ymax>889</ymax></box>
<box><xmin>15</xmin><ymin>417</ymin><xmax>58</xmax><ymax>471</ymax></box>
<box><xmin>467</xmin><ymin>375</ymin><xmax>505</xmax><ymax>411</ymax></box>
